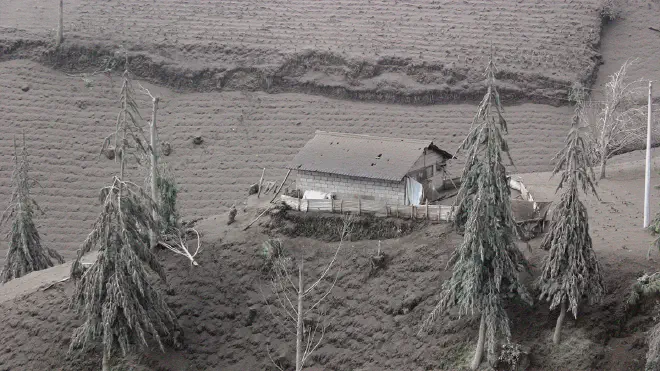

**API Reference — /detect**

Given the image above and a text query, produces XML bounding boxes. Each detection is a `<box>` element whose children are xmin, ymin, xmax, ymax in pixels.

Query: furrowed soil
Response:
<box><xmin>2</xmin><ymin>0</ymin><xmax>660</xmax><ymax>370</ymax></box>
<box><xmin>1</xmin><ymin>0</ymin><xmax>604</xmax><ymax>105</ymax></box>
<box><xmin>0</xmin><ymin>59</ymin><xmax>575</xmax><ymax>263</ymax></box>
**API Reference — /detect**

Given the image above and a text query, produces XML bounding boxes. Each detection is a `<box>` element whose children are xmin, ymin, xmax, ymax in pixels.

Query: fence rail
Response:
<box><xmin>280</xmin><ymin>195</ymin><xmax>455</xmax><ymax>222</ymax></box>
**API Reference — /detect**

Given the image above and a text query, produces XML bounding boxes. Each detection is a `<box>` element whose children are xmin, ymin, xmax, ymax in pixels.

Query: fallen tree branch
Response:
<box><xmin>243</xmin><ymin>206</ymin><xmax>274</xmax><ymax>231</ymax></box>
<box><xmin>160</xmin><ymin>228</ymin><xmax>201</xmax><ymax>266</ymax></box>
<box><xmin>270</xmin><ymin>169</ymin><xmax>292</xmax><ymax>203</ymax></box>
<box><xmin>515</xmin><ymin>217</ymin><xmax>546</xmax><ymax>224</ymax></box>
<box><xmin>42</xmin><ymin>277</ymin><xmax>70</xmax><ymax>291</ymax></box>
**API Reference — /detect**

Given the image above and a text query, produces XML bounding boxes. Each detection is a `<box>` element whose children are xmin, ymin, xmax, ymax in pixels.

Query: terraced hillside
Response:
<box><xmin>2</xmin><ymin>0</ymin><xmax>603</xmax><ymax>104</ymax></box>
<box><xmin>0</xmin><ymin>59</ymin><xmax>573</xmax><ymax>263</ymax></box>
<box><xmin>5</xmin><ymin>0</ymin><xmax>660</xmax><ymax>370</ymax></box>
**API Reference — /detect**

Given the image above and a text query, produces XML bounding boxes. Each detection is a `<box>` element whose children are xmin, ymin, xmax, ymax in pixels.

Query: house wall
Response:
<box><xmin>409</xmin><ymin>150</ymin><xmax>447</xmax><ymax>174</ymax></box>
<box><xmin>296</xmin><ymin>170</ymin><xmax>405</xmax><ymax>205</ymax></box>
<box><xmin>407</xmin><ymin>150</ymin><xmax>449</xmax><ymax>200</ymax></box>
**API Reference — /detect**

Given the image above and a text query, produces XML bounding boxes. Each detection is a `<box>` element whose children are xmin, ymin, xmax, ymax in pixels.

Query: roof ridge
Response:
<box><xmin>315</xmin><ymin>130</ymin><xmax>431</xmax><ymax>144</ymax></box>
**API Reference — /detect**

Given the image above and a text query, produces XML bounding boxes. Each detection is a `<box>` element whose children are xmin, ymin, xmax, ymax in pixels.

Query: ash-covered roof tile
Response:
<box><xmin>287</xmin><ymin>131</ymin><xmax>453</xmax><ymax>181</ymax></box>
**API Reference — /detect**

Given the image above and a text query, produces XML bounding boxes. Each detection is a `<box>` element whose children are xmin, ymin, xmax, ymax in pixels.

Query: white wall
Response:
<box><xmin>296</xmin><ymin>170</ymin><xmax>405</xmax><ymax>205</ymax></box>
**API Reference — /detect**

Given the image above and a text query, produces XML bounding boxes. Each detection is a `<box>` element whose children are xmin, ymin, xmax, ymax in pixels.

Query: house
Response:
<box><xmin>287</xmin><ymin>131</ymin><xmax>454</xmax><ymax>205</ymax></box>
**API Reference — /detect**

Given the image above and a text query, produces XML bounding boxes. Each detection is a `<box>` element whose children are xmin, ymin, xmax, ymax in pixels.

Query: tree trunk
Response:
<box><xmin>471</xmin><ymin>313</ymin><xmax>486</xmax><ymax>370</ymax></box>
<box><xmin>102</xmin><ymin>352</ymin><xmax>110</xmax><ymax>371</ymax></box>
<box><xmin>118</xmin><ymin>80</ymin><xmax>128</xmax><ymax>203</ymax></box>
<box><xmin>599</xmin><ymin>151</ymin><xmax>607</xmax><ymax>180</ymax></box>
<box><xmin>149</xmin><ymin>97</ymin><xmax>160</xmax><ymax>250</ymax></box>
<box><xmin>296</xmin><ymin>263</ymin><xmax>304</xmax><ymax>371</ymax></box>
<box><xmin>56</xmin><ymin>0</ymin><xmax>63</xmax><ymax>47</ymax></box>
<box><xmin>553</xmin><ymin>300</ymin><xmax>567</xmax><ymax>345</ymax></box>
<box><xmin>257</xmin><ymin>167</ymin><xmax>265</xmax><ymax>198</ymax></box>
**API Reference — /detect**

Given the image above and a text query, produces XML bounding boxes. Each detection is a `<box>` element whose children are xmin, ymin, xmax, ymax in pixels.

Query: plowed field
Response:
<box><xmin>0</xmin><ymin>59</ymin><xmax>574</xmax><ymax>262</ymax></box>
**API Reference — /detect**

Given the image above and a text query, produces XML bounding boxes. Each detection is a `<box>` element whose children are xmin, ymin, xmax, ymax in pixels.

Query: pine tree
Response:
<box><xmin>539</xmin><ymin>99</ymin><xmax>605</xmax><ymax>343</ymax></box>
<box><xmin>1</xmin><ymin>134</ymin><xmax>63</xmax><ymax>283</ymax></box>
<box><xmin>452</xmin><ymin>55</ymin><xmax>514</xmax><ymax>234</ymax></box>
<box><xmin>538</xmin><ymin>101</ymin><xmax>604</xmax><ymax>344</ymax></box>
<box><xmin>422</xmin><ymin>56</ymin><xmax>531</xmax><ymax>370</ymax></box>
<box><xmin>69</xmin><ymin>67</ymin><xmax>181</xmax><ymax>371</ymax></box>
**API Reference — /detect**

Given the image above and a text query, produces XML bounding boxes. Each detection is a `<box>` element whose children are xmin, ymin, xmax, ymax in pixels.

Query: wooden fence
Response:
<box><xmin>280</xmin><ymin>195</ymin><xmax>455</xmax><ymax>222</ymax></box>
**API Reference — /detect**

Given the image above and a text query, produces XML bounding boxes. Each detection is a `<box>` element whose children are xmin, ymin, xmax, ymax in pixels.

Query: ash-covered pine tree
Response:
<box><xmin>1</xmin><ymin>134</ymin><xmax>63</xmax><ymax>283</ymax></box>
<box><xmin>538</xmin><ymin>99</ymin><xmax>604</xmax><ymax>345</ymax></box>
<box><xmin>69</xmin><ymin>66</ymin><xmax>181</xmax><ymax>371</ymax></box>
<box><xmin>421</xmin><ymin>56</ymin><xmax>531</xmax><ymax>370</ymax></box>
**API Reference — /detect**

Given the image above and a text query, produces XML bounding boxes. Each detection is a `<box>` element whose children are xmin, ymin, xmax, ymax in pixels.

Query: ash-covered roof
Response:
<box><xmin>287</xmin><ymin>131</ymin><xmax>453</xmax><ymax>182</ymax></box>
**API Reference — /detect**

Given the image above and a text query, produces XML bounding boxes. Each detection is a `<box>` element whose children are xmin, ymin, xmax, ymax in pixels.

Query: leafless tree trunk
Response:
<box><xmin>471</xmin><ymin>313</ymin><xmax>486</xmax><ymax>370</ymax></box>
<box><xmin>56</xmin><ymin>0</ymin><xmax>63</xmax><ymax>47</ymax></box>
<box><xmin>257</xmin><ymin>167</ymin><xmax>265</xmax><ymax>198</ymax></box>
<box><xmin>296</xmin><ymin>263</ymin><xmax>304</xmax><ymax>371</ymax></box>
<box><xmin>149</xmin><ymin>96</ymin><xmax>160</xmax><ymax>249</ymax></box>
<box><xmin>553</xmin><ymin>300</ymin><xmax>567</xmax><ymax>344</ymax></box>
<box><xmin>598</xmin><ymin>149</ymin><xmax>607</xmax><ymax>180</ymax></box>
<box><xmin>137</xmin><ymin>83</ymin><xmax>161</xmax><ymax>249</ymax></box>
<box><xmin>265</xmin><ymin>215</ymin><xmax>353</xmax><ymax>371</ymax></box>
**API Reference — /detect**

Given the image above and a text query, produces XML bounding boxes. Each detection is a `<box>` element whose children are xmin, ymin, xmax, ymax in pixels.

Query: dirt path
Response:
<box><xmin>0</xmin><ymin>251</ymin><xmax>96</xmax><ymax>305</ymax></box>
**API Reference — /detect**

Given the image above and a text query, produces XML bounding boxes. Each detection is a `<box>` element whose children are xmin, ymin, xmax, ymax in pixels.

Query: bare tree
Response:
<box><xmin>264</xmin><ymin>215</ymin><xmax>353</xmax><ymax>371</ymax></box>
<box><xmin>138</xmin><ymin>83</ymin><xmax>161</xmax><ymax>249</ymax></box>
<box><xmin>1</xmin><ymin>134</ymin><xmax>63</xmax><ymax>283</ymax></box>
<box><xmin>591</xmin><ymin>59</ymin><xmax>647</xmax><ymax>180</ymax></box>
<box><xmin>56</xmin><ymin>0</ymin><xmax>63</xmax><ymax>47</ymax></box>
<box><xmin>135</xmin><ymin>84</ymin><xmax>194</xmax><ymax>269</ymax></box>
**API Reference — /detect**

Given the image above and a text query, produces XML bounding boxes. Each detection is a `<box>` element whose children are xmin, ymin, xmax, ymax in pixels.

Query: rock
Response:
<box><xmin>248</xmin><ymin>183</ymin><xmax>259</xmax><ymax>195</ymax></box>
<box><xmin>192</xmin><ymin>136</ymin><xmax>203</xmax><ymax>145</ymax></box>
<box><xmin>21</xmin><ymin>85</ymin><xmax>30</xmax><ymax>92</ymax></box>
<box><xmin>245</xmin><ymin>305</ymin><xmax>258</xmax><ymax>326</ymax></box>
<box><xmin>227</xmin><ymin>205</ymin><xmax>237</xmax><ymax>225</ymax></box>
<box><xmin>103</xmin><ymin>147</ymin><xmax>116</xmax><ymax>160</ymax></box>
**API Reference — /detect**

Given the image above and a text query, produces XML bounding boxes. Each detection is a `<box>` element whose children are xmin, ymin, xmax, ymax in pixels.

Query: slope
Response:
<box><xmin>0</xmin><ymin>59</ymin><xmax>574</xmax><ymax>263</ymax></box>
<box><xmin>1</xmin><ymin>153</ymin><xmax>659</xmax><ymax>370</ymax></box>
